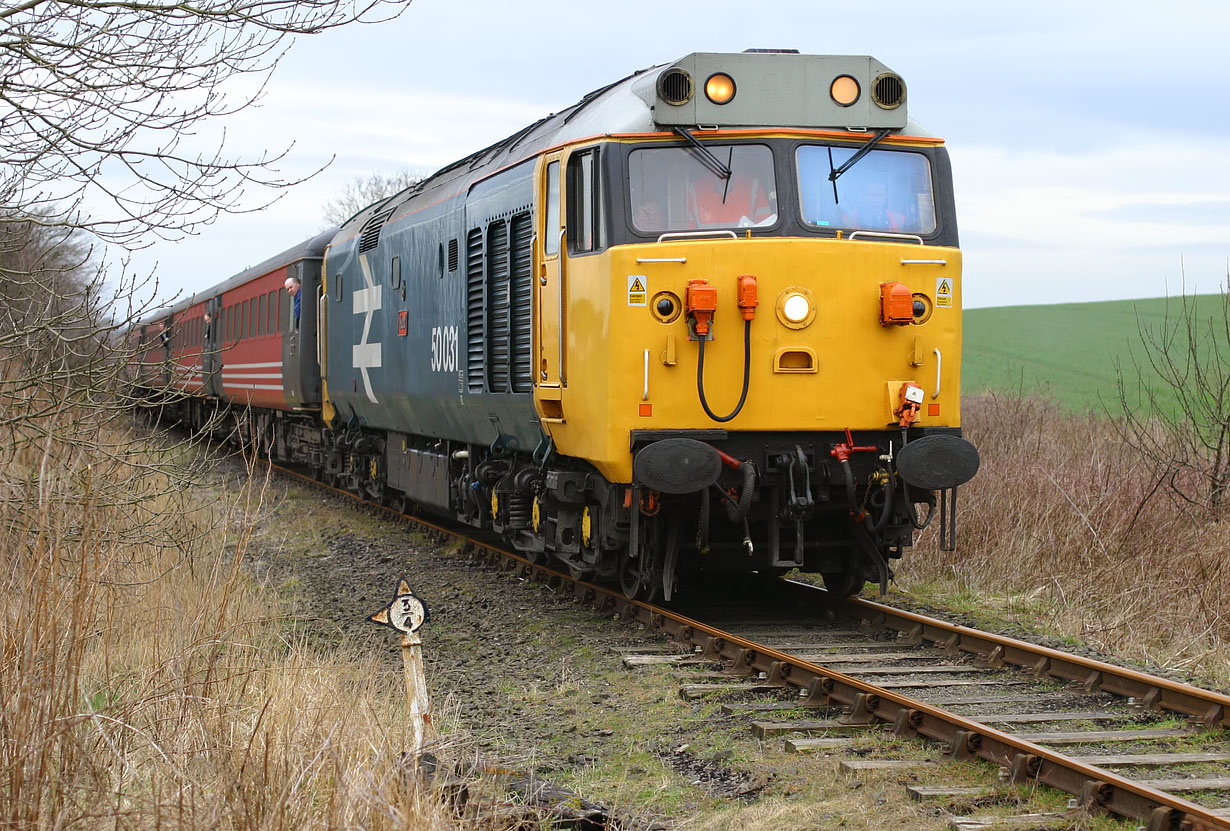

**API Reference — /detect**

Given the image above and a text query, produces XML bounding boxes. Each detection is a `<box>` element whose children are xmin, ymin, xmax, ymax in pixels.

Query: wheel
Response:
<box><xmin>821</xmin><ymin>570</ymin><xmax>864</xmax><ymax>599</ymax></box>
<box><xmin>620</xmin><ymin>551</ymin><xmax>649</xmax><ymax>600</ymax></box>
<box><xmin>620</xmin><ymin>515</ymin><xmax>663</xmax><ymax>601</ymax></box>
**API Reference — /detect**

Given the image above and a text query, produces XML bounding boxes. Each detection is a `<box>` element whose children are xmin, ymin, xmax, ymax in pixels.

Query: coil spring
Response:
<box><xmin>505</xmin><ymin>494</ymin><xmax>532</xmax><ymax>530</ymax></box>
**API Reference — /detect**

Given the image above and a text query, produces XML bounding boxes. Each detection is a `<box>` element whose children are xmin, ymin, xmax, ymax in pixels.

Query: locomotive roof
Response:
<box><xmin>343</xmin><ymin>50</ymin><xmax>932</xmax><ymax>236</ymax></box>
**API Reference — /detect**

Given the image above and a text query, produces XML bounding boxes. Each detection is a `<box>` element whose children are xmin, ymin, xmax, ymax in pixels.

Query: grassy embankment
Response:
<box><xmin>897</xmin><ymin>295</ymin><xmax>1230</xmax><ymax>685</ymax></box>
<box><xmin>0</xmin><ymin>385</ymin><xmax>464</xmax><ymax>828</ymax></box>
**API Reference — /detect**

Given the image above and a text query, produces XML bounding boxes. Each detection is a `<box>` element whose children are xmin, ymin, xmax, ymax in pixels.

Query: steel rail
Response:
<box><xmin>266</xmin><ymin>461</ymin><xmax>1229</xmax><ymax>830</ymax></box>
<box><xmin>842</xmin><ymin>595</ymin><xmax>1230</xmax><ymax>729</ymax></box>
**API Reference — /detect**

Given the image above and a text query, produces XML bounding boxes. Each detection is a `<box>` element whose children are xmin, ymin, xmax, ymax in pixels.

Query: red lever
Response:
<box><xmin>829</xmin><ymin>427</ymin><xmax>878</xmax><ymax>463</ymax></box>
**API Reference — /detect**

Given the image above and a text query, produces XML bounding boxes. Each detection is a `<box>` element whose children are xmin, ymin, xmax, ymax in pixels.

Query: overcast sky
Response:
<box><xmin>123</xmin><ymin>0</ymin><xmax>1230</xmax><ymax>310</ymax></box>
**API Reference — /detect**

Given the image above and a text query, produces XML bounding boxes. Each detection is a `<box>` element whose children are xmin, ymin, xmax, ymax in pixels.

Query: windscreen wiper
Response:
<box><xmin>827</xmin><ymin>128</ymin><xmax>891</xmax><ymax>203</ymax></box>
<box><xmin>674</xmin><ymin>127</ymin><xmax>732</xmax><ymax>181</ymax></box>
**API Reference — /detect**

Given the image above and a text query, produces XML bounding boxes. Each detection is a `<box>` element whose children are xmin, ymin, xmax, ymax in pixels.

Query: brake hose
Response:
<box><xmin>697</xmin><ymin>319</ymin><xmax>751</xmax><ymax>422</ymax></box>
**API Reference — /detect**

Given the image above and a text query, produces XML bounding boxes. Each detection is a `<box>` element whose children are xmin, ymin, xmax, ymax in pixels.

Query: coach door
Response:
<box><xmin>203</xmin><ymin>296</ymin><xmax>222</xmax><ymax>397</ymax></box>
<box><xmin>535</xmin><ymin>154</ymin><xmax>567</xmax><ymax>416</ymax></box>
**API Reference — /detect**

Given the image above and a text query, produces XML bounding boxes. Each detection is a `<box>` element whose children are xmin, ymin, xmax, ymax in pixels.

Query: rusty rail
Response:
<box><xmin>842</xmin><ymin>594</ymin><xmax>1230</xmax><ymax>729</ymax></box>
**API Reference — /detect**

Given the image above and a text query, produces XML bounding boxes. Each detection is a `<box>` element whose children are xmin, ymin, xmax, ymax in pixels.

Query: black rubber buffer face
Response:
<box><xmin>633</xmin><ymin>438</ymin><xmax>722</xmax><ymax>495</ymax></box>
<box><xmin>896</xmin><ymin>434</ymin><xmax>980</xmax><ymax>490</ymax></box>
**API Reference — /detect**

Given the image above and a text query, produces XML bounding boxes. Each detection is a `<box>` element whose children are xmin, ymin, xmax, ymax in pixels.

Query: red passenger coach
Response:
<box><xmin>217</xmin><ymin>271</ymin><xmax>293</xmax><ymax>409</ymax></box>
<box><xmin>129</xmin><ymin>230</ymin><xmax>327</xmax><ymax>437</ymax></box>
<box><xmin>212</xmin><ymin>229</ymin><xmax>327</xmax><ymax>412</ymax></box>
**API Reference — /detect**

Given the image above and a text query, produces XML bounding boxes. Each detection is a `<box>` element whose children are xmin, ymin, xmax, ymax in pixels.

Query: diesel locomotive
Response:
<box><xmin>130</xmin><ymin>50</ymin><xmax>980</xmax><ymax>600</ymax></box>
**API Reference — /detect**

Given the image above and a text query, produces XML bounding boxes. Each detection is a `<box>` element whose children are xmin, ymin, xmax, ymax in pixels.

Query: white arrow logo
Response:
<box><xmin>352</xmin><ymin>253</ymin><xmax>382</xmax><ymax>404</ymax></box>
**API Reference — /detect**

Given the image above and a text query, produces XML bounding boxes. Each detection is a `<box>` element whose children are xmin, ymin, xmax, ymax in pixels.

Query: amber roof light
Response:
<box><xmin>704</xmin><ymin>73</ymin><xmax>736</xmax><ymax>104</ymax></box>
<box><xmin>830</xmin><ymin>75</ymin><xmax>860</xmax><ymax>107</ymax></box>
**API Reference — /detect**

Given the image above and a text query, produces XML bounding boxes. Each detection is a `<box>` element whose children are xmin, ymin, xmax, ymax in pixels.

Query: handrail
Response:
<box><xmin>316</xmin><ymin>292</ymin><xmax>326</xmax><ymax>368</ymax></box>
<box><xmin>656</xmin><ymin>230</ymin><xmax>738</xmax><ymax>243</ymax></box>
<box><xmin>558</xmin><ymin>228</ymin><xmax>566</xmax><ymax>385</ymax></box>
<box><xmin>848</xmin><ymin>230</ymin><xmax>924</xmax><ymax>244</ymax></box>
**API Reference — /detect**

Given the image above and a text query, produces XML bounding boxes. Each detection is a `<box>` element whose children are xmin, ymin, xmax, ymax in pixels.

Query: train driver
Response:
<box><xmin>840</xmin><ymin>181</ymin><xmax>905</xmax><ymax>232</ymax></box>
<box><xmin>689</xmin><ymin>171</ymin><xmax>774</xmax><ymax>228</ymax></box>
<box><xmin>633</xmin><ymin>198</ymin><xmax>666</xmax><ymax>232</ymax></box>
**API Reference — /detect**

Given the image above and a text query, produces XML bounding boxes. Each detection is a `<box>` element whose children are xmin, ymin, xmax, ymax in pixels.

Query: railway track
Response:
<box><xmin>274</xmin><ymin>460</ymin><xmax>1230</xmax><ymax>830</ymax></box>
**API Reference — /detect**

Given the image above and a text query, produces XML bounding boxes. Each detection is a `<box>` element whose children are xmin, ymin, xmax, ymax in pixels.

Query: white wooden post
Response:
<box><xmin>369</xmin><ymin>578</ymin><xmax>433</xmax><ymax>753</ymax></box>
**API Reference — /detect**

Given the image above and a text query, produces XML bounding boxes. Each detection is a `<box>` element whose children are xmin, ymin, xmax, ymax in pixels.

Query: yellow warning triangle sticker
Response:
<box><xmin>938</xmin><ymin>280</ymin><xmax>950</xmax><ymax>294</ymax></box>
<box><xmin>629</xmin><ymin>277</ymin><xmax>645</xmax><ymax>293</ymax></box>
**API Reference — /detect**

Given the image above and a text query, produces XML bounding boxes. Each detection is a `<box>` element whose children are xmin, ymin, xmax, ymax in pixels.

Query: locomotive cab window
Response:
<box><xmin>628</xmin><ymin>143</ymin><xmax>777</xmax><ymax>234</ymax></box>
<box><xmin>796</xmin><ymin>145</ymin><xmax>936</xmax><ymax>235</ymax></box>
<box><xmin>544</xmin><ymin>161</ymin><xmax>560</xmax><ymax>256</ymax></box>
<box><xmin>566</xmin><ymin>148</ymin><xmax>603</xmax><ymax>254</ymax></box>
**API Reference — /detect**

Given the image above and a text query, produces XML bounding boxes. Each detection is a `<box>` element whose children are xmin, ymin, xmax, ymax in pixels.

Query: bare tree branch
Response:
<box><xmin>1115</xmin><ymin>276</ymin><xmax>1230</xmax><ymax>517</ymax></box>
<box><xmin>2</xmin><ymin>0</ymin><xmax>413</xmax><ymax>247</ymax></box>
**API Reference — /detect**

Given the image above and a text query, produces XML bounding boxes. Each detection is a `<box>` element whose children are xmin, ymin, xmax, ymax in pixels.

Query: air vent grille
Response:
<box><xmin>486</xmin><ymin>219</ymin><xmax>510</xmax><ymax>394</ymax></box>
<box><xmin>465</xmin><ymin>228</ymin><xmax>484</xmax><ymax>392</ymax></box>
<box><xmin>357</xmin><ymin>208</ymin><xmax>394</xmax><ymax>253</ymax></box>
<box><xmin>657</xmin><ymin>68</ymin><xmax>693</xmax><ymax>106</ymax></box>
<box><xmin>872</xmin><ymin>73</ymin><xmax>906</xmax><ymax>110</ymax></box>
<box><xmin>510</xmin><ymin>212</ymin><xmax>533</xmax><ymax>392</ymax></box>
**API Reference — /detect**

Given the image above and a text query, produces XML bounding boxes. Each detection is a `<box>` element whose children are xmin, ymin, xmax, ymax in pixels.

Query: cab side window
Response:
<box><xmin>544</xmin><ymin>161</ymin><xmax>560</xmax><ymax>257</ymax></box>
<box><xmin>567</xmin><ymin>149</ymin><xmax>602</xmax><ymax>254</ymax></box>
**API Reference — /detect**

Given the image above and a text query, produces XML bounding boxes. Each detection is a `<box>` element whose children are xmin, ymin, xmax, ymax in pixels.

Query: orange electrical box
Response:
<box><xmin>879</xmin><ymin>281</ymin><xmax>913</xmax><ymax>326</ymax></box>
<box><xmin>736</xmin><ymin>274</ymin><xmax>759</xmax><ymax>321</ymax></box>
<box><xmin>686</xmin><ymin>279</ymin><xmax>718</xmax><ymax>336</ymax></box>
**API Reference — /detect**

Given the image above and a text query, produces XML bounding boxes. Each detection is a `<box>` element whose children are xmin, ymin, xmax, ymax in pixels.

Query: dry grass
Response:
<box><xmin>902</xmin><ymin>393</ymin><xmax>1230</xmax><ymax>683</ymax></box>
<box><xmin>0</xmin><ymin>389</ymin><xmax>469</xmax><ymax>829</ymax></box>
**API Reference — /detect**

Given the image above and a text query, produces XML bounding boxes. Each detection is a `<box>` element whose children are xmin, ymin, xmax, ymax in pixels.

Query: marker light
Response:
<box><xmin>704</xmin><ymin>73</ymin><xmax>736</xmax><ymax>105</ymax></box>
<box><xmin>783</xmin><ymin>293</ymin><xmax>810</xmax><ymax>323</ymax></box>
<box><xmin>830</xmin><ymin>75</ymin><xmax>860</xmax><ymax>107</ymax></box>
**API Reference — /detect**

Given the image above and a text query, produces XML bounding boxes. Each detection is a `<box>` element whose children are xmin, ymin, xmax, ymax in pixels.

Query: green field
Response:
<box><xmin>963</xmin><ymin>294</ymin><xmax>1228</xmax><ymax>415</ymax></box>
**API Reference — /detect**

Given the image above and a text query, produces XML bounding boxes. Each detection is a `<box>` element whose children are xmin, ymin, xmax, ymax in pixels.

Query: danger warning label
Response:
<box><xmin>935</xmin><ymin>276</ymin><xmax>953</xmax><ymax>308</ymax></box>
<box><xmin>627</xmin><ymin>275</ymin><xmax>647</xmax><ymax>306</ymax></box>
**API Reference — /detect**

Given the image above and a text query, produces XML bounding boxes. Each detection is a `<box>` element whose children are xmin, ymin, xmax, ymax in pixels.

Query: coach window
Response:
<box><xmin>258</xmin><ymin>294</ymin><xmax>266</xmax><ymax>337</ymax></box>
<box><xmin>544</xmin><ymin>161</ymin><xmax>560</xmax><ymax>256</ymax></box>
<box><xmin>567</xmin><ymin>148</ymin><xmax>602</xmax><ymax>254</ymax></box>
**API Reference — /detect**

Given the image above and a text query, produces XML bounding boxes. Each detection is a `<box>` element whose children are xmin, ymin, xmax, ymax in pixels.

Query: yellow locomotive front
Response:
<box><xmin>528</xmin><ymin>52</ymin><xmax>978</xmax><ymax>599</ymax></box>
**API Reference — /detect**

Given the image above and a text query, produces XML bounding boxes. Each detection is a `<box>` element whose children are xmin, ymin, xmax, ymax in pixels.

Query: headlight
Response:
<box><xmin>783</xmin><ymin>294</ymin><xmax>810</xmax><ymax>323</ymax></box>
<box><xmin>776</xmin><ymin>287</ymin><xmax>816</xmax><ymax>329</ymax></box>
